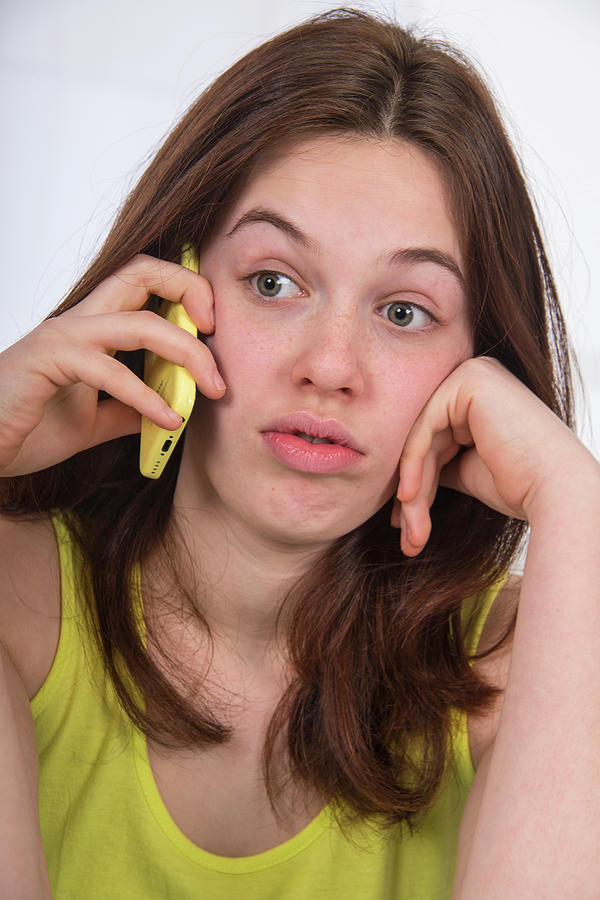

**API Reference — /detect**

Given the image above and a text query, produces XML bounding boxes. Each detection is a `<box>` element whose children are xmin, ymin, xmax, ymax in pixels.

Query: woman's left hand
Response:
<box><xmin>393</xmin><ymin>356</ymin><xmax>589</xmax><ymax>556</ymax></box>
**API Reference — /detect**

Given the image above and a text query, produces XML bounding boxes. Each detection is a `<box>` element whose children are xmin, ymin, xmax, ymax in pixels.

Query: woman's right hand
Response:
<box><xmin>0</xmin><ymin>254</ymin><xmax>226</xmax><ymax>477</ymax></box>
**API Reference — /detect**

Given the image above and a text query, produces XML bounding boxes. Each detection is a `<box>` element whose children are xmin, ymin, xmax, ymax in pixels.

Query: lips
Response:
<box><xmin>261</xmin><ymin>411</ymin><xmax>363</xmax><ymax>474</ymax></box>
<box><xmin>262</xmin><ymin>411</ymin><xmax>361</xmax><ymax>450</ymax></box>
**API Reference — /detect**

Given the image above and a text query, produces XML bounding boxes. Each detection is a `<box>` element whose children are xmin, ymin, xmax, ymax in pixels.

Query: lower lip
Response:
<box><xmin>262</xmin><ymin>432</ymin><xmax>363</xmax><ymax>474</ymax></box>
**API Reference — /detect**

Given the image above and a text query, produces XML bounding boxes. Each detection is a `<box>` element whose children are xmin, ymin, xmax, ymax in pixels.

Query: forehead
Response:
<box><xmin>221</xmin><ymin>136</ymin><xmax>463</xmax><ymax>268</ymax></box>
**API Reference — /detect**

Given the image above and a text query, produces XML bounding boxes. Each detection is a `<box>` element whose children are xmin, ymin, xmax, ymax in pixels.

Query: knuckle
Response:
<box><xmin>193</xmin><ymin>338</ymin><xmax>216</xmax><ymax>366</ymax></box>
<box><xmin>181</xmin><ymin>339</ymin><xmax>210</xmax><ymax>373</ymax></box>
<box><xmin>182</xmin><ymin>279</ymin><xmax>214</xmax><ymax>316</ymax></box>
<box><xmin>112</xmin><ymin>254</ymin><xmax>162</xmax><ymax>287</ymax></box>
<box><xmin>136</xmin><ymin>308</ymin><xmax>160</xmax><ymax>327</ymax></box>
<box><xmin>120</xmin><ymin>253</ymin><xmax>152</xmax><ymax>273</ymax></box>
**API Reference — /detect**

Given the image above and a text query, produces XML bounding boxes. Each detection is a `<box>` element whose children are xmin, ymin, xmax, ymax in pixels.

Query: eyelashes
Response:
<box><xmin>248</xmin><ymin>271</ymin><xmax>303</xmax><ymax>299</ymax></box>
<box><xmin>243</xmin><ymin>269</ymin><xmax>437</xmax><ymax>331</ymax></box>
<box><xmin>379</xmin><ymin>301</ymin><xmax>434</xmax><ymax>329</ymax></box>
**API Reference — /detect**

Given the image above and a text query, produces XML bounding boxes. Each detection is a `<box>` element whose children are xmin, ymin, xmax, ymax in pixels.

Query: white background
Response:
<box><xmin>1</xmin><ymin>0</ymin><xmax>598</xmax><ymax>453</ymax></box>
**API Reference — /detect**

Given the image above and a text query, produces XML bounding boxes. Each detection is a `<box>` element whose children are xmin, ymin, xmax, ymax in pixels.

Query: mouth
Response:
<box><xmin>293</xmin><ymin>432</ymin><xmax>335</xmax><ymax>445</ymax></box>
<box><xmin>264</xmin><ymin>411</ymin><xmax>361</xmax><ymax>449</ymax></box>
<box><xmin>261</xmin><ymin>412</ymin><xmax>363</xmax><ymax>474</ymax></box>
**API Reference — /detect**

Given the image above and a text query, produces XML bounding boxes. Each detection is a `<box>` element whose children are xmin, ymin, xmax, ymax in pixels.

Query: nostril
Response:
<box><xmin>291</xmin><ymin>335</ymin><xmax>365</xmax><ymax>395</ymax></box>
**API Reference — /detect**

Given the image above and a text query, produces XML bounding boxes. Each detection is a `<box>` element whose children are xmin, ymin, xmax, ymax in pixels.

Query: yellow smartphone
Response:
<box><xmin>139</xmin><ymin>245</ymin><xmax>199</xmax><ymax>479</ymax></box>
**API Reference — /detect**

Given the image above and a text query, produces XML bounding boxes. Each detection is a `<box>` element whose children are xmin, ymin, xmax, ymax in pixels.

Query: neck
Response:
<box><xmin>156</xmin><ymin>478</ymin><xmax>328</xmax><ymax>666</ymax></box>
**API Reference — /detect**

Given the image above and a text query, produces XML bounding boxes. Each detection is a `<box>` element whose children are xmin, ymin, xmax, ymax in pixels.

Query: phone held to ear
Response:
<box><xmin>139</xmin><ymin>246</ymin><xmax>199</xmax><ymax>479</ymax></box>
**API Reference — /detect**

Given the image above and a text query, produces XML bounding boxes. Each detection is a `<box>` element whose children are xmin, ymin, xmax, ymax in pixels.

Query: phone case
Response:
<box><xmin>139</xmin><ymin>246</ymin><xmax>199</xmax><ymax>479</ymax></box>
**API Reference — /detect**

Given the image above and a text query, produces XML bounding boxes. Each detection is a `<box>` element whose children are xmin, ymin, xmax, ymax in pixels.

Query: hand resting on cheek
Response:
<box><xmin>393</xmin><ymin>356</ymin><xmax>582</xmax><ymax>556</ymax></box>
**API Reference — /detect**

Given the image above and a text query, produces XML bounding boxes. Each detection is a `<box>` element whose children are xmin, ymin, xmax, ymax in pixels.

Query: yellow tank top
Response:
<box><xmin>32</xmin><ymin>514</ymin><xmax>500</xmax><ymax>899</ymax></box>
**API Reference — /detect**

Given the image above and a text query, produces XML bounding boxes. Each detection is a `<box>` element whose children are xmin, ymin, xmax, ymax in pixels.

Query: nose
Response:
<box><xmin>290</xmin><ymin>302</ymin><xmax>366</xmax><ymax>397</ymax></box>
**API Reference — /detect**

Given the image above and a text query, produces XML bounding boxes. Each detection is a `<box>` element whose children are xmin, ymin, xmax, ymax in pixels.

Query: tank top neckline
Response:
<box><xmin>130</xmin><ymin>561</ymin><xmax>334</xmax><ymax>873</ymax></box>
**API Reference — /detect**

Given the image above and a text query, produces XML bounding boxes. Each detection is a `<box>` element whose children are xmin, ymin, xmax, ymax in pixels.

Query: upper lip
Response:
<box><xmin>262</xmin><ymin>411</ymin><xmax>363</xmax><ymax>453</ymax></box>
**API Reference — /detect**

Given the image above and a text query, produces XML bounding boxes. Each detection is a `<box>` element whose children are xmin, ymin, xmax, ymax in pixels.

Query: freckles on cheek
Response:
<box><xmin>210</xmin><ymin>326</ymin><xmax>281</xmax><ymax>386</ymax></box>
<box><xmin>376</xmin><ymin>354</ymin><xmax>455</xmax><ymax>441</ymax></box>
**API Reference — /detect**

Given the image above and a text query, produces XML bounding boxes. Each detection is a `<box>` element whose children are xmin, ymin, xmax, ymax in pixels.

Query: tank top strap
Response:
<box><xmin>461</xmin><ymin>577</ymin><xmax>505</xmax><ymax>658</ymax></box>
<box><xmin>448</xmin><ymin>577</ymin><xmax>507</xmax><ymax>784</ymax></box>
<box><xmin>49</xmin><ymin>511</ymin><xmax>85</xmax><ymax>616</ymax></box>
<box><xmin>30</xmin><ymin>511</ymin><xmax>89</xmax><ymax>724</ymax></box>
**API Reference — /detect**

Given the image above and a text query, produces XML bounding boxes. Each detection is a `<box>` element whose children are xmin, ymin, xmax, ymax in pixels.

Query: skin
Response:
<box><xmin>171</xmin><ymin>137</ymin><xmax>473</xmax><ymax>641</ymax></box>
<box><xmin>144</xmin><ymin>136</ymin><xmax>478</xmax><ymax>855</ymax></box>
<box><xmin>0</xmin><ymin>134</ymin><xmax>599</xmax><ymax>893</ymax></box>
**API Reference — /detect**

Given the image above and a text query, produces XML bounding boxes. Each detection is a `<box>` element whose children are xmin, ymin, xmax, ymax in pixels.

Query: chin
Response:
<box><xmin>251</xmin><ymin>491</ymin><xmax>391</xmax><ymax>549</ymax></box>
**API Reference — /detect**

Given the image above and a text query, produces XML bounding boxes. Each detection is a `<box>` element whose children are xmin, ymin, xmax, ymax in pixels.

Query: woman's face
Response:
<box><xmin>183</xmin><ymin>136</ymin><xmax>473</xmax><ymax>548</ymax></box>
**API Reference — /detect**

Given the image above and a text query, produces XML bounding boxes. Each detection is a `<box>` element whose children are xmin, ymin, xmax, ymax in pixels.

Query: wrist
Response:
<box><xmin>524</xmin><ymin>442</ymin><xmax>600</xmax><ymax>527</ymax></box>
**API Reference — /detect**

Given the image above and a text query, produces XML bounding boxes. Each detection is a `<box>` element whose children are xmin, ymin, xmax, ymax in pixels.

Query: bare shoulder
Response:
<box><xmin>467</xmin><ymin>574</ymin><xmax>520</xmax><ymax>769</ymax></box>
<box><xmin>0</xmin><ymin>512</ymin><xmax>60</xmax><ymax>699</ymax></box>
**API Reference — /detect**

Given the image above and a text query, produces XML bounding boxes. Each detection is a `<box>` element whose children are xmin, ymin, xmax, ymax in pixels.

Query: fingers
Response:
<box><xmin>85</xmin><ymin>398</ymin><xmax>143</xmax><ymax>445</ymax></box>
<box><xmin>85</xmin><ymin>310</ymin><xmax>225</xmax><ymax>397</ymax></box>
<box><xmin>394</xmin><ymin>373</ymin><xmax>472</xmax><ymax>556</ymax></box>
<box><xmin>4</xmin><ymin>396</ymin><xmax>145</xmax><ymax>478</ymax></box>
<box><xmin>391</xmin><ymin>357</ymin><xmax>536</xmax><ymax>555</ymax></box>
<box><xmin>40</xmin><ymin>302</ymin><xmax>225</xmax><ymax>395</ymax></box>
<box><xmin>398</xmin><ymin>389</ymin><xmax>473</xmax><ymax>504</ymax></box>
<box><xmin>45</xmin><ymin>345</ymin><xmax>186</xmax><ymax>430</ymax></box>
<box><xmin>0</xmin><ymin>253</ymin><xmax>227</xmax><ymax>477</ymax></box>
<box><xmin>70</xmin><ymin>254</ymin><xmax>216</xmax><ymax>336</ymax></box>
<box><xmin>396</xmin><ymin>429</ymin><xmax>462</xmax><ymax>556</ymax></box>
<box><xmin>48</xmin><ymin>328</ymin><xmax>218</xmax><ymax>422</ymax></box>
<box><xmin>63</xmin><ymin>254</ymin><xmax>225</xmax><ymax>395</ymax></box>
<box><xmin>439</xmin><ymin>449</ymin><xmax>526</xmax><ymax>520</ymax></box>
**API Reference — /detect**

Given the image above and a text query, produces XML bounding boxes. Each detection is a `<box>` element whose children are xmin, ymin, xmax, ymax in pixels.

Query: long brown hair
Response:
<box><xmin>1</xmin><ymin>9</ymin><xmax>573</xmax><ymax>830</ymax></box>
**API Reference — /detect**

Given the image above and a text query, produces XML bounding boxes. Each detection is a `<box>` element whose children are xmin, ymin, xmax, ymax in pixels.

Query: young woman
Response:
<box><xmin>1</xmin><ymin>9</ymin><xmax>598</xmax><ymax>899</ymax></box>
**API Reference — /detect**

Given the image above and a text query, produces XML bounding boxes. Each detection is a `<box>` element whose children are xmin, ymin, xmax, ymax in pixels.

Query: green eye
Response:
<box><xmin>251</xmin><ymin>271</ymin><xmax>300</xmax><ymax>299</ymax></box>
<box><xmin>381</xmin><ymin>301</ymin><xmax>432</xmax><ymax>330</ymax></box>
<box><xmin>386</xmin><ymin>303</ymin><xmax>414</xmax><ymax>326</ymax></box>
<box><xmin>256</xmin><ymin>273</ymin><xmax>282</xmax><ymax>297</ymax></box>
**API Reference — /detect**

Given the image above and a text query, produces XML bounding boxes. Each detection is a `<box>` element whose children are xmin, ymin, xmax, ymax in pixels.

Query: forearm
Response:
<box><xmin>457</xmin><ymin>453</ymin><xmax>600</xmax><ymax>897</ymax></box>
<box><xmin>0</xmin><ymin>645</ymin><xmax>52</xmax><ymax>900</ymax></box>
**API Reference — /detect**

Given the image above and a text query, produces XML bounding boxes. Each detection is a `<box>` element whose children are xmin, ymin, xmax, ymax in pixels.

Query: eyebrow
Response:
<box><xmin>383</xmin><ymin>247</ymin><xmax>465</xmax><ymax>289</ymax></box>
<box><xmin>226</xmin><ymin>207</ymin><xmax>318</xmax><ymax>252</ymax></box>
<box><xmin>226</xmin><ymin>206</ymin><xmax>464</xmax><ymax>287</ymax></box>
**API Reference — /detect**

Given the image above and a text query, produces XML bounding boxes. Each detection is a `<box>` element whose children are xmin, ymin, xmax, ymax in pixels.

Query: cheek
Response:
<box><xmin>371</xmin><ymin>345</ymin><xmax>470</xmax><ymax>452</ymax></box>
<box><xmin>208</xmin><ymin>300</ymin><xmax>281</xmax><ymax>388</ymax></box>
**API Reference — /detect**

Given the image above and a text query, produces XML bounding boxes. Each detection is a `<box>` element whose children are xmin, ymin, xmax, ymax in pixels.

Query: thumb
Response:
<box><xmin>439</xmin><ymin>449</ymin><xmax>524</xmax><ymax>519</ymax></box>
<box><xmin>85</xmin><ymin>399</ymin><xmax>142</xmax><ymax>449</ymax></box>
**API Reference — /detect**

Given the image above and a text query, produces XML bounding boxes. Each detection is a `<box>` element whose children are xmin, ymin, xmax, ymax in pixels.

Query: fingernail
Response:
<box><xmin>213</xmin><ymin>371</ymin><xmax>226</xmax><ymax>392</ymax></box>
<box><xmin>167</xmin><ymin>409</ymin><xmax>183</xmax><ymax>427</ymax></box>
